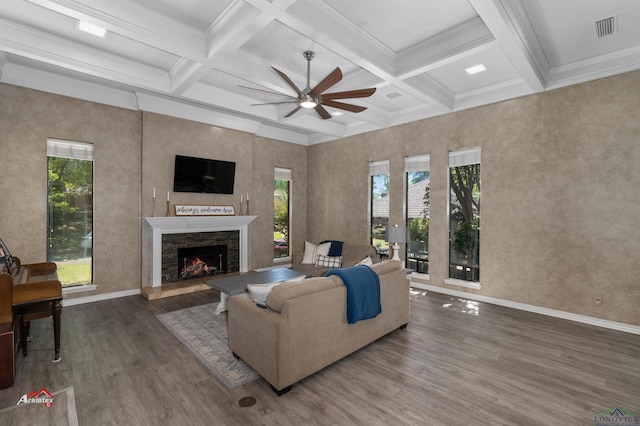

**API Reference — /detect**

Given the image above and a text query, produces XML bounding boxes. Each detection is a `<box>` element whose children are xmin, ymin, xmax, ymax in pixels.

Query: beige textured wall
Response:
<box><xmin>141</xmin><ymin>112</ymin><xmax>253</xmax><ymax>218</ymax></box>
<box><xmin>250</xmin><ymin>137</ymin><xmax>307</xmax><ymax>267</ymax></box>
<box><xmin>140</xmin><ymin>113</ymin><xmax>306</xmax><ymax>270</ymax></box>
<box><xmin>308</xmin><ymin>71</ymin><xmax>640</xmax><ymax>326</ymax></box>
<box><xmin>0</xmin><ymin>84</ymin><xmax>142</xmax><ymax>296</ymax></box>
<box><xmin>0</xmin><ymin>87</ymin><xmax>307</xmax><ymax>296</ymax></box>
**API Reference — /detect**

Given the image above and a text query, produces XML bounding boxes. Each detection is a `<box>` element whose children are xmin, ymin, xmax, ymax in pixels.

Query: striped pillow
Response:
<box><xmin>315</xmin><ymin>255</ymin><xmax>342</xmax><ymax>268</ymax></box>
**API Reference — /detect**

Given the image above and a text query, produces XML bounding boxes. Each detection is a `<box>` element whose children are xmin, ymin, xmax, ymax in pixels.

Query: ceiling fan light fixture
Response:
<box><xmin>300</xmin><ymin>95</ymin><xmax>317</xmax><ymax>108</ymax></box>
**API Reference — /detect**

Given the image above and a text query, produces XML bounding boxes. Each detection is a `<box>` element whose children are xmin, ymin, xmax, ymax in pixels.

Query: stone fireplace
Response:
<box><xmin>142</xmin><ymin>216</ymin><xmax>257</xmax><ymax>288</ymax></box>
<box><xmin>162</xmin><ymin>231</ymin><xmax>238</xmax><ymax>283</ymax></box>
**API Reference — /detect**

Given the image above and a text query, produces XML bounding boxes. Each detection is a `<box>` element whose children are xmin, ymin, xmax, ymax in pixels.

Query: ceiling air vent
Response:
<box><xmin>595</xmin><ymin>16</ymin><xmax>617</xmax><ymax>38</ymax></box>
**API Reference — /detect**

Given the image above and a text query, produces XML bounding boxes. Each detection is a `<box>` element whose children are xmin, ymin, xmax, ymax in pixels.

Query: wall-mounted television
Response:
<box><xmin>173</xmin><ymin>155</ymin><xmax>236</xmax><ymax>194</ymax></box>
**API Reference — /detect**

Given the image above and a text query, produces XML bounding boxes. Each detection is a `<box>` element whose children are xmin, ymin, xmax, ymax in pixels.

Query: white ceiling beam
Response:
<box><xmin>468</xmin><ymin>0</ymin><xmax>547</xmax><ymax>92</ymax></box>
<box><xmin>25</xmin><ymin>0</ymin><xmax>206</xmax><ymax>61</ymax></box>
<box><xmin>171</xmin><ymin>1</ymin><xmax>272</xmax><ymax>95</ymax></box>
<box><xmin>395</xmin><ymin>18</ymin><xmax>495</xmax><ymax>78</ymax></box>
<box><xmin>0</xmin><ymin>18</ymin><xmax>170</xmax><ymax>91</ymax></box>
<box><xmin>0</xmin><ymin>51</ymin><xmax>7</xmax><ymax>79</ymax></box>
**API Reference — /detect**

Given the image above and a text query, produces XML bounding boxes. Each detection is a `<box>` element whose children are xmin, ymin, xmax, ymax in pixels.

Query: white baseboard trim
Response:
<box><xmin>410</xmin><ymin>281</ymin><xmax>640</xmax><ymax>336</ymax></box>
<box><xmin>62</xmin><ymin>289</ymin><xmax>141</xmax><ymax>307</ymax></box>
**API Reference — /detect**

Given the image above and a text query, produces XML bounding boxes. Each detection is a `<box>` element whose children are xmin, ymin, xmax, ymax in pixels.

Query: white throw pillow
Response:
<box><xmin>301</xmin><ymin>241</ymin><xmax>331</xmax><ymax>265</ymax></box>
<box><xmin>246</xmin><ymin>282</ymin><xmax>280</xmax><ymax>304</ymax></box>
<box><xmin>284</xmin><ymin>274</ymin><xmax>307</xmax><ymax>282</ymax></box>
<box><xmin>356</xmin><ymin>255</ymin><xmax>373</xmax><ymax>266</ymax></box>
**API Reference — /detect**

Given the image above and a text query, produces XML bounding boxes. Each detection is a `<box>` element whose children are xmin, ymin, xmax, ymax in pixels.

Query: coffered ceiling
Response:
<box><xmin>1</xmin><ymin>0</ymin><xmax>639</xmax><ymax>145</ymax></box>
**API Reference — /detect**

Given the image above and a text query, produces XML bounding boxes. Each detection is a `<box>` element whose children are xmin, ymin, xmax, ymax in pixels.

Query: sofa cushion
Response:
<box><xmin>301</xmin><ymin>241</ymin><xmax>331</xmax><ymax>265</ymax></box>
<box><xmin>267</xmin><ymin>276</ymin><xmax>339</xmax><ymax>313</ymax></box>
<box><xmin>315</xmin><ymin>255</ymin><xmax>342</xmax><ymax>268</ymax></box>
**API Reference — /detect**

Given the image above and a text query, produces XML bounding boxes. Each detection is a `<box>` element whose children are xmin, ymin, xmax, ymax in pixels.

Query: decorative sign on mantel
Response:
<box><xmin>174</xmin><ymin>205</ymin><xmax>236</xmax><ymax>216</ymax></box>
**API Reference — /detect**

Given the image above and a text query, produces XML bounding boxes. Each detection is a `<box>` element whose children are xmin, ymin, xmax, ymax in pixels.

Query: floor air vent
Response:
<box><xmin>595</xmin><ymin>16</ymin><xmax>617</xmax><ymax>38</ymax></box>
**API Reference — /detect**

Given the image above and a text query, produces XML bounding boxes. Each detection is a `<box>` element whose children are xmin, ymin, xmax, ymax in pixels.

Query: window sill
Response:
<box><xmin>408</xmin><ymin>271</ymin><xmax>430</xmax><ymax>281</ymax></box>
<box><xmin>444</xmin><ymin>278</ymin><xmax>481</xmax><ymax>290</ymax></box>
<box><xmin>62</xmin><ymin>284</ymin><xmax>97</xmax><ymax>295</ymax></box>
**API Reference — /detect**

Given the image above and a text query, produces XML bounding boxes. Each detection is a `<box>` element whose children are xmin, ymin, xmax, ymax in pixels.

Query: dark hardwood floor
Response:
<box><xmin>1</xmin><ymin>287</ymin><xmax>639</xmax><ymax>425</ymax></box>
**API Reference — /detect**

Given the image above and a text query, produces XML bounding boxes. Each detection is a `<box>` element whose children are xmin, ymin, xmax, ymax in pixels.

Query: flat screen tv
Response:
<box><xmin>173</xmin><ymin>155</ymin><xmax>236</xmax><ymax>194</ymax></box>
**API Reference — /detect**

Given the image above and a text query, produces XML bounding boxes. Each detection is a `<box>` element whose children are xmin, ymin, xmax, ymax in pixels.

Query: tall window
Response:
<box><xmin>405</xmin><ymin>155</ymin><xmax>430</xmax><ymax>273</ymax></box>
<box><xmin>47</xmin><ymin>139</ymin><xmax>94</xmax><ymax>287</ymax></box>
<box><xmin>274</xmin><ymin>167</ymin><xmax>291</xmax><ymax>260</ymax></box>
<box><xmin>370</xmin><ymin>160</ymin><xmax>390</xmax><ymax>259</ymax></box>
<box><xmin>448</xmin><ymin>148</ymin><xmax>481</xmax><ymax>282</ymax></box>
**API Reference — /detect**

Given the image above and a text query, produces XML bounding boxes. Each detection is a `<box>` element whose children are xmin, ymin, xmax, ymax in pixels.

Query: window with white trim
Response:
<box><xmin>274</xmin><ymin>167</ymin><xmax>291</xmax><ymax>260</ymax></box>
<box><xmin>448</xmin><ymin>147</ymin><xmax>481</xmax><ymax>282</ymax></box>
<box><xmin>405</xmin><ymin>155</ymin><xmax>430</xmax><ymax>273</ymax></box>
<box><xmin>370</xmin><ymin>160</ymin><xmax>390</xmax><ymax>259</ymax></box>
<box><xmin>47</xmin><ymin>139</ymin><xmax>94</xmax><ymax>287</ymax></box>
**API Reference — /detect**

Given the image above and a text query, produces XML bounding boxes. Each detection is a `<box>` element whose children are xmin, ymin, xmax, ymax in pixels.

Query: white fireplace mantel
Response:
<box><xmin>142</xmin><ymin>216</ymin><xmax>257</xmax><ymax>287</ymax></box>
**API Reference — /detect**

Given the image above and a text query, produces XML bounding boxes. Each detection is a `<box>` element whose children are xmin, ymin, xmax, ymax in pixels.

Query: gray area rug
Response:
<box><xmin>157</xmin><ymin>303</ymin><xmax>259</xmax><ymax>389</ymax></box>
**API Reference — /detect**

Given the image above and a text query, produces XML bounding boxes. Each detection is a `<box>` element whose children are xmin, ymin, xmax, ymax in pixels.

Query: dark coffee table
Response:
<box><xmin>206</xmin><ymin>268</ymin><xmax>307</xmax><ymax>314</ymax></box>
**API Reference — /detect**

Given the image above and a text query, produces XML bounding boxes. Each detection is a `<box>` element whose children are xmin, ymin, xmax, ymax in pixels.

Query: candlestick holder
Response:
<box><xmin>238</xmin><ymin>199</ymin><xmax>244</xmax><ymax>216</ymax></box>
<box><xmin>152</xmin><ymin>198</ymin><xmax>156</xmax><ymax>217</ymax></box>
<box><xmin>165</xmin><ymin>200</ymin><xmax>171</xmax><ymax>216</ymax></box>
<box><xmin>246</xmin><ymin>200</ymin><xmax>250</xmax><ymax>215</ymax></box>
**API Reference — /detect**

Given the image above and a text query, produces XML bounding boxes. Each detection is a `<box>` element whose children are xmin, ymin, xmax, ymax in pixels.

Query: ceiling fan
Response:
<box><xmin>241</xmin><ymin>51</ymin><xmax>376</xmax><ymax>120</ymax></box>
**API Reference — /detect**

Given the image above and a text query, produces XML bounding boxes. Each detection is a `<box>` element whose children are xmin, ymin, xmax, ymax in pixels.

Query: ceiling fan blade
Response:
<box><xmin>314</xmin><ymin>104</ymin><xmax>332</xmax><ymax>120</ymax></box>
<box><xmin>309</xmin><ymin>67</ymin><xmax>342</xmax><ymax>97</ymax></box>
<box><xmin>238</xmin><ymin>85</ymin><xmax>297</xmax><ymax>99</ymax></box>
<box><xmin>284</xmin><ymin>106</ymin><xmax>302</xmax><ymax>118</ymax></box>
<box><xmin>322</xmin><ymin>87</ymin><xmax>376</xmax><ymax>100</ymax></box>
<box><xmin>322</xmin><ymin>99</ymin><xmax>367</xmax><ymax>113</ymax></box>
<box><xmin>272</xmin><ymin>66</ymin><xmax>303</xmax><ymax>96</ymax></box>
<box><xmin>251</xmin><ymin>101</ymin><xmax>299</xmax><ymax>106</ymax></box>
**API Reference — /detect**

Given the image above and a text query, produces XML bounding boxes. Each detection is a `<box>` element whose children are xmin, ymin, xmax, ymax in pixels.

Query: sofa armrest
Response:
<box><xmin>228</xmin><ymin>294</ymin><xmax>287</xmax><ymax>388</ymax></box>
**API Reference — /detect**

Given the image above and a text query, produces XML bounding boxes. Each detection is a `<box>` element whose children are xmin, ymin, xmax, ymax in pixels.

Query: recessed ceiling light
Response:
<box><xmin>78</xmin><ymin>21</ymin><xmax>106</xmax><ymax>38</ymax></box>
<box><xmin>386</xmin><ymin>92</ymin><xmax>402</xmax><ymax>99</ymax></box>
<box><xmin>465</xmin><ymin>64</ymin><xmax>486</xmax><ymax>75</ymax></box>
<box><xmin>331</xmin><ymin>111</ymin><xmax>344</xmax><ymax>117</ymax></box>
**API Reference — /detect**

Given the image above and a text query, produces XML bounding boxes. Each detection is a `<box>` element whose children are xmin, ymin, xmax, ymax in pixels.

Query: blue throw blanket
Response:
<box><xmin>325</xmin><ymin>265</ymin><xmax>381</xmax><ymax>324</ymax></box>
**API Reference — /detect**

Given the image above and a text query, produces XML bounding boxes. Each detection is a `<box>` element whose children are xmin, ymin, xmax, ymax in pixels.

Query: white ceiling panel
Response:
<box><xmin>427</xmin><ymin>45</ymin><xmax>521</xmax><ymax>94</ymax></box>
<box><xmin>1</xmin><ymin>0</ymin><xmax>639</xmax><ymax>145</ymax></box>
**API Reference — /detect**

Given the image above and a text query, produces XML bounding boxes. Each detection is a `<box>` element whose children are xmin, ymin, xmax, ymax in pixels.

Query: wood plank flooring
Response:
<box><xmin>1</xmin><ymin>288</ymin><xmax>639</xmax><ymax>425</ymax></box>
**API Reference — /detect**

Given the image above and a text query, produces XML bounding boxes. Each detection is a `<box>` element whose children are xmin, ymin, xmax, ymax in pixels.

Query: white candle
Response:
<box><xmin>153</xmin><ymin>188</ymin><xmax>156</xmax><ymax>198</ymax></box>
<box><xmin>246</xmin><ymin>192</ymin><xmax>249</xmax><ymax>201</ymax></box>
<box><xmin>240</xmin><ymin>194</ymin><xmax>243</xmax><ymax>203</ymax></box>
<box><xmin>167</xmin><ymin>191</ymin><xmax>170</xmax><ymax>201</ymax></box>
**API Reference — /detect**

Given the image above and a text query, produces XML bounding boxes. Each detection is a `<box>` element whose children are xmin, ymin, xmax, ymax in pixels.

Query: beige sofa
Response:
<box><xmin>291</xmin><ymin>243</ymin><xmax>380</xmax><ymax>277</ymax></box>
<box><xmin>227</xmin><ymin>260</ymin><xmax>409</xmax><ymax>395</ymax></box>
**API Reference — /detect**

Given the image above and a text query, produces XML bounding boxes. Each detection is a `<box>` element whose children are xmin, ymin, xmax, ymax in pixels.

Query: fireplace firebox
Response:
<box><xmin>160</xmin><ymin>230</ymin><xmax>240</xmax><ymax>284</ymax></box>
<box><xmin>178</xmin><ymin>245</ymin><xmax>227</xmax><ymax>280</ymax></box>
